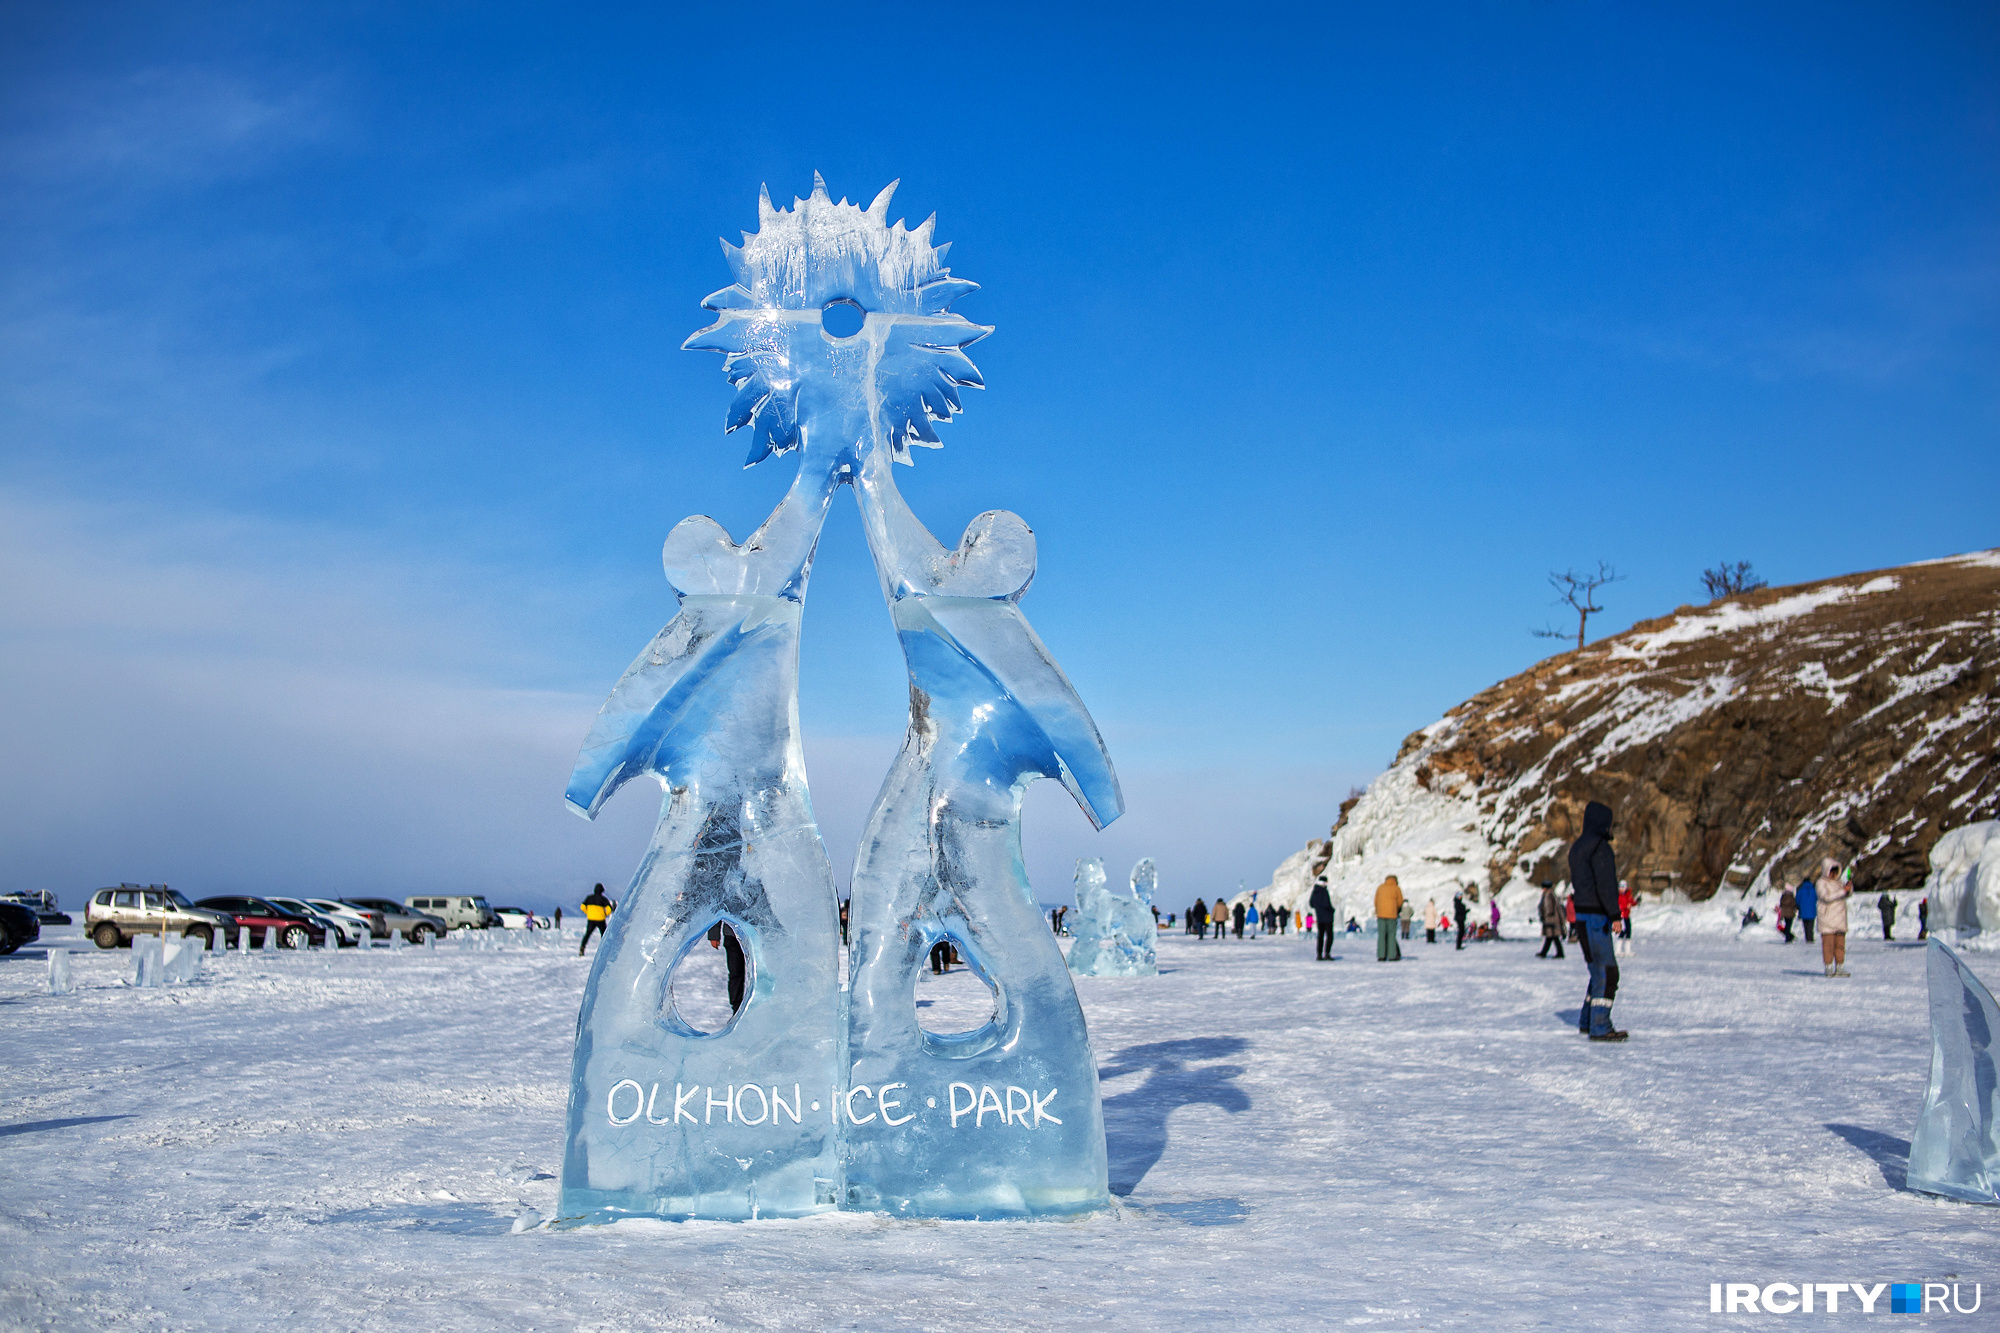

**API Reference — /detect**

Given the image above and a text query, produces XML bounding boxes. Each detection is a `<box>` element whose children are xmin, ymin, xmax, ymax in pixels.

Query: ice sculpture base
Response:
<box><xmin>1907</xmin><ymin>939</ymin><xmax>2000</xmax><ymax>1205</ymax></box>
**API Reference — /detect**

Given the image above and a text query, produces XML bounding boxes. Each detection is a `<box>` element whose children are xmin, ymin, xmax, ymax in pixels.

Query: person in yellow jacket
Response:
<box><xmin>1374</xmin><ymin>875</ymin><xmax>1404</xmax><ymax>962</ymax></box>
<box><xmin>579</xmin><ymin>883</ymin><xmax>615</xmax><ymax>957</ymax></box>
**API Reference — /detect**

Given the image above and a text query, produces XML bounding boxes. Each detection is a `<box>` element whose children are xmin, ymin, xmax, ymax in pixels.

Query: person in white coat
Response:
<box><xmin>1817</xmin><ymin>856</ymin><xmax>1852</xmax><ymax>977</ymax></box>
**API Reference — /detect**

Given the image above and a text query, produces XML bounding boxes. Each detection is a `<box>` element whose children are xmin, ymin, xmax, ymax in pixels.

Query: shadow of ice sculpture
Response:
<box><xmin>1068</xmin><ymin>857</ymin><xmax>1158</xmax><ymax>978</ymax></box>
<box><xmin>1907</xmin><ymin>939</ymin><xmax>2000</xmax><ymax>1205</ymax></box>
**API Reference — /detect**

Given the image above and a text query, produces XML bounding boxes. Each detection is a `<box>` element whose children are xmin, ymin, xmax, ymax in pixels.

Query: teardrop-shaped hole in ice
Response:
<box><xmin>667</xmin><ymin>923</ymin><xmax>751</xmax><ymax>1035</ymax></box>
<box><xmin>914</xmin><ymin>937</ymin><xmax>998</xmax><ymax>1037</ymax></box>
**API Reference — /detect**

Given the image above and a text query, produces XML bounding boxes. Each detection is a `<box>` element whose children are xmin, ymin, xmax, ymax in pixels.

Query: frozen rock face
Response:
<box><xmin>1066</xmin><ymin>858</ymin><xmax>1158</xmax><ymax>978</ymax></box>
<box><xmin>1926</xmin><ymin>822</ymin><xmax>2000</xmax><ymax>936</ymax></box>
<box><xmin>1907</xmin><ymin>940</ymin><xmax>2000</xmax><ymax>1205</ymax></box>
<box><xmin>1262</xmin><ymin>551</ymin><xmax>2000</xmax><ymax>929</ymax></box>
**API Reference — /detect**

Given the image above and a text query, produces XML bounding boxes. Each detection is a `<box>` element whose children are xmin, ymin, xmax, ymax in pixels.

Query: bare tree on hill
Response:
<box><xmin>1701</xmin><ymin>560</ymin><xmax>1767</xmax><ymax>600</ymax></box>
<box><xmin>1532</xmin><ymin>562</ymin><xmax>1623</xmax><ymax>652</ymax></box>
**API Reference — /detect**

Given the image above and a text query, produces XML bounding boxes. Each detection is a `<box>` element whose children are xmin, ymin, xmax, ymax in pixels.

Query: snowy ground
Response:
<box><xmin>3</xmin><ymin>923</ymin><xmax>1996</xmax><ymax>1331</ymax></box>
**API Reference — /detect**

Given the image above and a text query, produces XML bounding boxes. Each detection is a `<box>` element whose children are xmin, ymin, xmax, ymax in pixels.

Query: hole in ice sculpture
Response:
<box><xmin>665</xmin><ymin>922</ymin><xmax>751</xmax><ymax>1036</ymax></box>
<box><xmin>820</xmin><ymin>299</ymin><xmax>865</xmax><ymax>338</ymax></box>
<box><xmin>913</xmin><ymin>935</ymin><xmax>999</xmax><ymax>1041</ymax></box>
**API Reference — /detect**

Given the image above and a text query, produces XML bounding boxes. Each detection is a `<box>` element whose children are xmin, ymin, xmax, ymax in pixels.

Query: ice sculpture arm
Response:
<box><xmin>564</xmin><ymin>455</ymin><xmax>841</xmax><ymax>819</ymax></box>
<box><xmin>852</xmin><ymin>445</ymin><xmax>1122</xmax><ymax>829</ymax></box>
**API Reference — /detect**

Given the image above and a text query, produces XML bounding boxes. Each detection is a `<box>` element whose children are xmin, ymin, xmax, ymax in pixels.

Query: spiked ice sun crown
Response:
<box><xmin>683</xmin><ymin>174</ymin><xmax>991</xmax><ymax>467</ymax></box>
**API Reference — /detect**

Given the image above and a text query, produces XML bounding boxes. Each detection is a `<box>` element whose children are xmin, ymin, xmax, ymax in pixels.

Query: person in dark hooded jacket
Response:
<box><xmin>1310</xmin><ymin>878</ymin><xmax>1335</xmax><ymax>960</ymax></box>
<box><xmin>1567</xmin><ymin>801</ymin><xmax>1627</xmax><ymax>1041</ymax></box>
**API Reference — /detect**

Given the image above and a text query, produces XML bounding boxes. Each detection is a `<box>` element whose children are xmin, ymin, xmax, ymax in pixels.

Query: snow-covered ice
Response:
<box><xmin>5</xmin><ymin>921</ymin><xmax>1997</xmax><ymax>1329</ymax></box>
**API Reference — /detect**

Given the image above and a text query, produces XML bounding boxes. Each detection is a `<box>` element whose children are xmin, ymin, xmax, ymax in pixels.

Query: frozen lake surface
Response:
<box><xmin>3</xmin><ymin>923</ymin><xmax>1994</xmax><ymax>1330</ymax></box>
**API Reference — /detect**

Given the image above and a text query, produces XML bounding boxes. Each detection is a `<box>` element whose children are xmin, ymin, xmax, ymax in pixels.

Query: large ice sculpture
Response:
<box><xmin>556</xmin><ymin>182</ymin><xmax>888</xmax><ymax>1223</ymax></box>
<box><xmin>843</xmin><ymin>434</ymin><xmax>1124</xmax><ymax>1217</ymax></box>
<box><xmin>560</xmin><ymin>175</ymin><xmax>1122</xmax><ymax>1225</ymax></box>
<box><xmin>1067</xmin><ymin>857</ymin><xmax>1159</xmax><ymax>978</ymax></box>
<box><xmin>1907</xmin><ymin>939</ymin><xmax>2000</xmax><ymax>1204</ymax></box>
<box><xmin>738</xmin><ymin>174</ymin><xmax>1119</xmax><ymax>1217</ymax></box>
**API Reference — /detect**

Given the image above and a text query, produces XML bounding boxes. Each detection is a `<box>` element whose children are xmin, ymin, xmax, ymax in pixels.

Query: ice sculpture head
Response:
<box><xmin>1130</xmin><ymin>858</ymin><xmax>1157</xmax><ymax>906</ymax></box>
<box><xmin>683</xmin><ymin>174</ymin><xmax>991</xmax><ymax>468</ymax></box>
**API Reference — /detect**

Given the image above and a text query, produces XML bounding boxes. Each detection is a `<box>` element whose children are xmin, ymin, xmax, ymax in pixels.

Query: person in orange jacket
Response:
<box><xmin>1373</xmin><ymin>875</ymin><xmax>1404</xmax><ymax>962</ymax></box>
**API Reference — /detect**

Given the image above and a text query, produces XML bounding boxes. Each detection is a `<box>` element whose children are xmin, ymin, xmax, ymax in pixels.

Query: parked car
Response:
<box><xmin>340</xmin><ymin>898</ymin><xmax>447</xmax><ymax>944</ymax></box>
<box><xmin>0</xmin><ymin>889</ymin><xmax>71</xmax><ymax>925</ymax></box>
<box><xmin>192</xmin><ymin>896</ymin><xmax>328</xmax><ymax>950</ymax></box>
<box><xmin>303</xmin><ymin>898</ymin><xmax>388</xmax><ymax>942</ymax></box>
<box><xmin>86</xmin><ymin>886</ymin><xmax>234</xmax><ymax>950</ymax></box>
<box><xmin>492</xmin><ymin>906</ymin><xmax>536</xmax><ymax>930</ymax></box>
<box><xmin>0</xmin><ymin>901</ymin><xmax>41</xmax><ymax>955</ymax></box>
<box><xmin>404</xmin><ymin>895</ymin><xmax>499</xmax><ymax>931</ymax></box>
<box><xmin>267</xmin><ymin>897</ymin><xmax>361</xmax><ymax>946</ymax></box>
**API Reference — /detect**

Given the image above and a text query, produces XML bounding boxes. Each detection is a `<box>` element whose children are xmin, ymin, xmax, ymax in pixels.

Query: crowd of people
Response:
<box><xmin>571</xmin><ymin>800</ymin><xmax>1914</xmax><ymax>1045</ymax></box>
<box><xmin>1174</xmin><ymin>799</ymin><xmax>1916</xmax><ymax>1043</ymax></box>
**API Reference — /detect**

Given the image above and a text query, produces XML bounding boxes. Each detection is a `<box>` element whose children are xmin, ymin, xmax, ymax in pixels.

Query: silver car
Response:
<box><xmin>305</xmin><ymin>898</ymin><xmax>388</xmax><ymax>942</ymax></box>
<box><xmin>84</xmin><ymin>886</ymin><xmax>234</xmax><ymax>950</ymax></box>
<box><xmin>268</xmin><ymin>897</ymin><xmax>365</xmax><ymax>946</ymax></box>
<box><xmin>339</xmin><ymin>897</ymin><xmax>447</xmax><ymax>944</ymax></box>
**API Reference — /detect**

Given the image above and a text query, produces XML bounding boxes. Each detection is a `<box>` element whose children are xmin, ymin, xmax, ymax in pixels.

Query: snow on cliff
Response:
<box><xmin>1261</xmin><ymin>550</ymin><xmax>2000</xmax><ymax>930</ymax></box>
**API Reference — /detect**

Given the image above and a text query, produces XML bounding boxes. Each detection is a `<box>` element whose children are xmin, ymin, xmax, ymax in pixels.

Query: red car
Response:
<box><xmin>194</xmin><ymin>895</ymin><xmax>328</xmax><ymax>950</ymax></box>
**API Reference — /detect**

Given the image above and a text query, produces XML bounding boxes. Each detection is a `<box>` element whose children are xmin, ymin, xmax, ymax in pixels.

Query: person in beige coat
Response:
<box><xmin>1818</xmin><ymin>856</ymin><xmax>1852</xmax><ymax>977</ymax></box>
<box><xmin>1374</xmin><ymin>876</ymin><xmax>1404</xmax><ymax>962</ymax></box>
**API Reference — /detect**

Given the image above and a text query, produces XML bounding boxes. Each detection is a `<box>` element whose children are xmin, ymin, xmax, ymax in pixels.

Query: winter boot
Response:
<box><xmin>1833</xmin><ymin>966</ymin><xmax>1851</xmax><ymax>977</ymax></box>
<box><xmin>1587</xmin><ymin>999</ymin><xmax>1627</xmax><ymax>1040</ymax></box>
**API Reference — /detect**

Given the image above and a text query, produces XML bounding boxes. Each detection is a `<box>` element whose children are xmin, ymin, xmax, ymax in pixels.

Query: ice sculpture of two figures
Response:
<box><xmin>1068</xmin><ymin>858</ymin><xmax>1158</xmax><ymax>977</ymax></box>
<box><xmin>1908</xmin><ymin>940</ymin><xmax>2000</xmax><ymax>1205</ymax></box>
<box><xmin>557</xmin><ymin>178</ymin><xmax>1123</xmax><ymax>1225</ymax></box>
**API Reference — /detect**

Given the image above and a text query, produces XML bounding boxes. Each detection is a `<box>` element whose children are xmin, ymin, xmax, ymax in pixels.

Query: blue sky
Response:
<box><xmin>2</xmin><ymin>2</ymin><xmax>1995</xmax><ymax>911</ymax></box>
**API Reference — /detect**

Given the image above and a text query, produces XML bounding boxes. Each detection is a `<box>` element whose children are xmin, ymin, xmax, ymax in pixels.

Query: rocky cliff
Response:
<box><xmin>1262</xmin><ymin>549</ymin><xmax>2000</xmax><ymax>925</ymax></box>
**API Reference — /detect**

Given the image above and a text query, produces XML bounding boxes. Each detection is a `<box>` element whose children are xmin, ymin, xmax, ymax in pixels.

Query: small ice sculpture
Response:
<box><xmin>1907</xmin><ymin>939</ymin><xmax>2000</xmax><ymax>1204</ymax></box>
<box><xmin>1067</xmin><ymin>857</ymin><xmax>1158</xmax><ymax>978</ymax></box>
<box><xmin>1131</xmin><ymin>857</ymin><xmax>1157</xmax><ymax>907</ymax></box>
<box><xmin>48</xmin><ymin>948</ymin><xmax>72</xmax><ymax>996</ymax></box>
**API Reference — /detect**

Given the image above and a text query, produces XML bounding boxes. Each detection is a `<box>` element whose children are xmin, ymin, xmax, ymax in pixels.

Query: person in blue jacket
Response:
<box><xmin>1567</xmin><ymin>801</ymin><xmax>1628</xmax><ymax>1041</ymax></box>
<box><xmin>1796</xmin><ymin>874</ymin><xmax>1818</xmax><ymax>944</ymax></box>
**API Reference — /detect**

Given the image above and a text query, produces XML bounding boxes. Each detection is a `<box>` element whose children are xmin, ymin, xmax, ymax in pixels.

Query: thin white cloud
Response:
<box><xmin>3</xmin><ymin>65</ymin><xmax>339</xmax><ymax>187</ymax></box>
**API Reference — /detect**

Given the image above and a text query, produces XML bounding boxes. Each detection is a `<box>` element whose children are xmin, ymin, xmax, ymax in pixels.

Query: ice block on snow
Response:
<box><xmin>1908</xmin><ymin>939</ymin><xmax>2000</xmax><ymax>1204</ymax></box>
